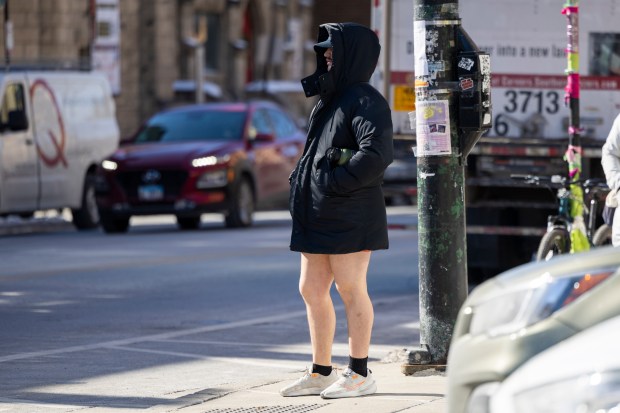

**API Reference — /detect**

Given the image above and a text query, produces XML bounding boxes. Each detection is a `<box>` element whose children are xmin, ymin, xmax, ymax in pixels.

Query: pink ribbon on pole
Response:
<box><xmin>565</xmin><ymin>73</ymin><xmax>580</xmax><ymax>100</ymax></box>
<box><xmin>564</xmin><ymin>144</ymin><xmax>582</xmax><ymax>179</ymax></box>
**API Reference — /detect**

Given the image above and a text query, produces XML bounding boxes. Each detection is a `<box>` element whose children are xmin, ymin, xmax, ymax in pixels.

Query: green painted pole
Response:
<box><xmin>405</xmin><ymin>0</ymin><xmax>468</xmax><ymax>368</ymax></box>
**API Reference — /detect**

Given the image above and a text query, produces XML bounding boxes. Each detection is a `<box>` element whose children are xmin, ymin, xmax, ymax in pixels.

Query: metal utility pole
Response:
<box><xmin>184</xmin><ymin>16</ymin><xmax>208</xmax><ymax>103</ymax></box>
<box><xmin>403</xmin><ymin>0</ymin><xmax>491</xmax><ymax>371</ymax></box>
<box><xmin>563</xmin><ymin>1</ymin><xmax>581</xmax><ymax>152</ymax></box>
<box><xmin>562</xmin><ymin>0</ymin><xmax>589</xmax><ymax>252</ymax></box>
<box><xmin>380</xmin><ymin>0</ymin><xmax>392</xmax><ymax>100</ymax></box>
<box><xmin>2</xmin><ymin>0</ymin><xmax>12</xmax><ymax>67</ymax></box>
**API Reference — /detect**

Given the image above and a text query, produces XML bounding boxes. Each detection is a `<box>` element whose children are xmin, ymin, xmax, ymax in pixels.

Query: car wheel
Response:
<box><xmin>72</xmin><ymin>174</ymin><xmax>100</xmax><ymax>230</ymax></box>
<box><xmin>100</xmin><ymin>215</ymin><xmax>130</xmax><ymax>234</ymax></box>
<box><xmin>177</xmin><ymin>215</ymin><xmax>201</xmax><ymax>230</ymax></box>
<box><xmin>225</xmin><ymin>178</ymin><xmax>254</xmax><ymax>228</ymax></box>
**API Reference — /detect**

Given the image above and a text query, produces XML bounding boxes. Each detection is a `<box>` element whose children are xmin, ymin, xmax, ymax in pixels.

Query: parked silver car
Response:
<box><xmin>489</xmin><ymin>314</ymin><xmax>620</xmax><ymax>413</ymax></box>
<box><xmin>447</xmin><ymin>245</ymin><xmax>620</xmax><ymax>413</ymax></box>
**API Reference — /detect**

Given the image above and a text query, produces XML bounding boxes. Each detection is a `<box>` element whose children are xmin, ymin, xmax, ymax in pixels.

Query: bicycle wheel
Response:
<box><xmin>537</xmin><ymin>227</ymin><xmax>571</xmax><ymax>261</ymax></box>
<box><xmin>592</xmin><ymin>224</ymin><xmax>613</xmax><ymax>246</ymax></box>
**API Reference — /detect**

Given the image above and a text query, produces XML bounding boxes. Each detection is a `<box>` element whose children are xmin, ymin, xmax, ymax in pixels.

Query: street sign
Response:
<box><xmin>393</xmin><ymin>85</ymin><xmax>415</xmax><ymax>111</ymax></box>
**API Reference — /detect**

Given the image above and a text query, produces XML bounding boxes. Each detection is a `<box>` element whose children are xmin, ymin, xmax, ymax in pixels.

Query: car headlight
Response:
<box><xmin>191</xmin><ymin>155</ymin><xmax>230</xmax><ymax>168</ymax></box>
<box><xmin>510</xmin><ymin>370</ymin><xmax>620</xmax><ymax>413</ymax></box>
<box><xmin>469</xmin><ymin>268</ymin><xmax>614</xmax><ymax>337</ymax></box>
<box><xmin>101</xmin><ymin>160</ymin><xmax>118</xmax><ymax>171</ymax></box>
<box><xmin>196</xmin><ymin>169</ymin><xmax>228</xmax><ymax>189</ymax></box>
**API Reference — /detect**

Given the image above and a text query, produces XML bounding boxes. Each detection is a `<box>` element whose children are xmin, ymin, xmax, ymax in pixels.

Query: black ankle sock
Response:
<box><xmin>311</xmin><ymin>363</ymin><xmax>332</xmax><ymax>376</ymax></box>
<box><xmin>348</xmin><ymin>356</ymin><xmax>368</xmax><ymax>377</ymax></box>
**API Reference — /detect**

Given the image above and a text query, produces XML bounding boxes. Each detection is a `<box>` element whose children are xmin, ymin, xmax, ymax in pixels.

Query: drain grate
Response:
<box><xmin>202</xmin><ymin>404</ymin><xmax>326</xmax><ymax>413</ymax></box>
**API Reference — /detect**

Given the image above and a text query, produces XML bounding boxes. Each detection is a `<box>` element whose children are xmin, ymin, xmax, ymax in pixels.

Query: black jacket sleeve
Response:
<box><xmin>330</xmin><ymin>90</ymin><xmax>394</xmax><ymax>193</ymax></box>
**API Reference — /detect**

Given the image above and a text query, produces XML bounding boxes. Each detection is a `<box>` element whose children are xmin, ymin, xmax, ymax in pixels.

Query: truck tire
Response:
<box><xmin>536</xmin><ymin>227</ymin><xmax>571</xmax><ymax>261</ymax></box>
<box><xmin>225</xmin><ymin>178</ymin><xmax>254</xmax><ymax>228</ymax></box>
<box><xmin>100</xmin><ymin>215</ymin><xmax>130</xmax><ymax>234</ymax></box>
<box><xmin>177</xmin><ymin>215</ymin><xmax>201</xmax><ymax>230</ymax></box>
<box><xmin>592</xmin><ymin>224</ymin><xmax>612</xmax><ymax>246</ymax></box>
<box><xmin>72</xmin><ymin>174</ymin><xmax>100</xmax><ymax>230</ymax></box>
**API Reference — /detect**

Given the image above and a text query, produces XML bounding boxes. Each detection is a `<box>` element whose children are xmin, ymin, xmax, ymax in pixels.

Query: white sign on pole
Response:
<box><xmin>92</xmin><ymin>0</ymin><xmax>121</xmax><ymax>94</ymax></box>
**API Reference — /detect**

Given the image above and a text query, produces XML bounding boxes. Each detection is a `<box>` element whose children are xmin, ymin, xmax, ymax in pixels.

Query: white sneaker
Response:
<box><xmin>280</xmin><ymin>368</ymin><xmax>338</xmax><ymax>397</ymax></box>
<box><xmin>320</xmin><ymin>368</ymin><xmax>377</xmax><ymax>399</ymax></box>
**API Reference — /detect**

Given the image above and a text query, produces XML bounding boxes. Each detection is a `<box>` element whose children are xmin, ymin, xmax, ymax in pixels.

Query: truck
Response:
<box><xmin>0</xmin><ymin>70</ymin><xmax>120</xmax><ymax>229</ymax></box>
<box><xmin>373</xmin><ymin>0</ymin><xmax>620</xmax><ymax>279</ymax></box>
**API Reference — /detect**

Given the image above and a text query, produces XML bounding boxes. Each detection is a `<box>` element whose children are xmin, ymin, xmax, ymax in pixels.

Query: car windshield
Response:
<box><xmin>134</xmin><ymin>110</ymin><xmax>246</xmax><ymax>143</ymax></box>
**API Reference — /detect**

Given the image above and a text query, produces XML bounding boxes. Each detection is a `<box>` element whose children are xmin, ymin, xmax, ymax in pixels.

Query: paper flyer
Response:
<box><xmin>415</xmin><ymin>100</ymin><xmax>452</xmax><ymax>156</ymax></box>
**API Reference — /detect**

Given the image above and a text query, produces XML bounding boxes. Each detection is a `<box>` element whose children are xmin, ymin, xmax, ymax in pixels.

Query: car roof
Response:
<box><xmin>162</xmin><ymin>101</ymin><xmax>281</xmax><ymax>114</ymax></box>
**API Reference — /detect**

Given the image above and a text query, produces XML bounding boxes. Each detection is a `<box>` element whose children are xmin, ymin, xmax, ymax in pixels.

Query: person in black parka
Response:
<box><xmin>281</xmin><ymin>23</ymin><xmax>393</xmax><ymax>399</ymax></box>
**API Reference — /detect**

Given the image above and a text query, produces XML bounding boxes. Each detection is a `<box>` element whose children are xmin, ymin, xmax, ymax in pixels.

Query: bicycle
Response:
<box><xmin>592</xmin><ymin>203</ymin><xmax>615</xmax><ymax>246</ymax></box>
<box><xmin>510</xmin><ymin>174</ymin><xmax>611</xmax><ymax>261</ymax></box>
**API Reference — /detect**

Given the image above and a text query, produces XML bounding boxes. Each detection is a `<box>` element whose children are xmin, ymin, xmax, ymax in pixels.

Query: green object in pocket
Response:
<box><xmin>327</xmin><ymin>147</ymin><xmax>355</xmax><ymax>166</ymax></box>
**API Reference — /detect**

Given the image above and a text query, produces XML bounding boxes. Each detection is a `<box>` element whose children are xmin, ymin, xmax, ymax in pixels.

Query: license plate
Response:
<box><xmin>138</xmin><ymin>184</ymin><xmax>164</xmax><ymax>201</ymax></box>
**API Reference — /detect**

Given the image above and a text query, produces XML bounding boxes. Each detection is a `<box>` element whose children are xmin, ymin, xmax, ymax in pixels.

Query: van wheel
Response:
<box><xmin>225</xmin><ymin>178</ymin><xmax>254</xmax><ymax>228</ymax></box>
<box><xmin>72</xmin><ymin>174</ymin><xmax>100</xmax><ymax>230</ymax></box>
<box><xmin>177</xmin><ymin>215</ymin><xmax>201</xmax><ymax>230</ymax></box>
<box><xmin>100</xmin><ymin>215</ymin><xmax>130</xmax><ymax>233</ymax></box>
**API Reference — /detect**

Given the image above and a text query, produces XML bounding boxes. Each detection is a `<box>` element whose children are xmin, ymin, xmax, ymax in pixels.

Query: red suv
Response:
<box><xmin>95</xmin><ymin>101</ymin><xmax>305</xmax><ymax>233</ymax></box>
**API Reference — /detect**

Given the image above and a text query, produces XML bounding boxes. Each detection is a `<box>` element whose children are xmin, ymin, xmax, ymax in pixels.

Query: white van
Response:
<box><xmin>0</xmin><ymin>71</ymin><xmax>120</xmax><ymax>229</ymax></box>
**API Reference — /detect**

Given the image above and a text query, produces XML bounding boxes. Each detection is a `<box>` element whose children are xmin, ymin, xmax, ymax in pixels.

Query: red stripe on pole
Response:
<box><xmin>566</xmin><ymin>73</ymin><xmax>581</xmax><ymax>98</ymax></box>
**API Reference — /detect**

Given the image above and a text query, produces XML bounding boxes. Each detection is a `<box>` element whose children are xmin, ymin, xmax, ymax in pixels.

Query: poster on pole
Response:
<box><xmin>415</xmin><ymin>100</ymin><xmax>452</xmax><ymax>156</ymax></box>
<box><xmin>92</xmin><ymin>0</ymin><xmax>121</xmax><ymax>95</ymax></box>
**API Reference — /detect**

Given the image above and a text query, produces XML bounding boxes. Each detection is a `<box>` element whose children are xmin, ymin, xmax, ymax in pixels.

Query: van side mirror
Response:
<box><xmin>7</xmin><ymin>110</ymin><xmax>28</xmax><ymax>131</ymax></box>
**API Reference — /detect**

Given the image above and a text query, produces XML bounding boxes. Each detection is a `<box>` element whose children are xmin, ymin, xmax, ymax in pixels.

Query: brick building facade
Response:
<box><xmin>313</xmin><ymin>0</ymin><xmax>370</xmax><ymax>29</ymax></box>
<box><xmin>0</xmin><ymin>0</ymin><xmax>319</xmax><ymax>136</ymax></box>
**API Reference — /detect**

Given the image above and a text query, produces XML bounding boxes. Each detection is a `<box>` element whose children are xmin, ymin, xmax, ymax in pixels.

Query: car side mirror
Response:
<box><xmin>7</xmin><ymin>110</ymin><xmax>28</xmax><ymax>131</ymax></box>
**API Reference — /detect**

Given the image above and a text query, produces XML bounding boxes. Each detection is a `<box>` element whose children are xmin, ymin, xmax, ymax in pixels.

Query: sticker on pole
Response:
<box><xmin>414</xmin><ymin>21</ymin><xmax>428</xmax><ymax>76</ymax></box>
<box><xmin>393</xmin><ymin>85</ymin><xmax>416</xmax><ymax>111</ymax></box>
<box><xmin>415</xmin><ymin>100</ymin><xmax>451</xmax><ymax>157</ymax></box>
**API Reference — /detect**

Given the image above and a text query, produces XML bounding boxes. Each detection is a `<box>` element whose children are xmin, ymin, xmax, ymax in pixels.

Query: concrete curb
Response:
<box><xmin>0</xmin><ymin>218</ymin><xmax>73</xmax><ymax>236</ymax></box>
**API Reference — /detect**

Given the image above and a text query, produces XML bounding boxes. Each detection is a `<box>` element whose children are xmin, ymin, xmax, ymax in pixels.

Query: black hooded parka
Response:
<box><xmin>289</xmin><ymin>22</ymin><xmax>394</xmax><ymax>254</ymax></box>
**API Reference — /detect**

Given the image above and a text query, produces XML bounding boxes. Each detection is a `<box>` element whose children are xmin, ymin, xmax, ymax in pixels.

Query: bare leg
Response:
<box><xmin>299</xmin><ymin>253</ymin><xmax>336</xmax><ymax>366</ymax></box>
<box><xmin>330</xmin><ymin>251</ymin><xmax>373</xmax><ymax>359</ymax></box>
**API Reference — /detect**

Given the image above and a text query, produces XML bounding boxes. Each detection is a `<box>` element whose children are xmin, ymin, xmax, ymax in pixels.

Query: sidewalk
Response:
<box><xmin>178</xmin><ymin>360</ymin><xmax>446</xmax><ymax>413</ymax></box>
<box><xmin>0</xmin><ymin>206</ymin><xmax>433</xmax><ymax>413</ymax></box>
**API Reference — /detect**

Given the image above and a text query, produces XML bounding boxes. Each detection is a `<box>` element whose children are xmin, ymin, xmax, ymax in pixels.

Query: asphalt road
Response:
<box><xmin>0</xmin><ymin>208</ymin><xmax>422</xmax><ymax>412</ymax></box>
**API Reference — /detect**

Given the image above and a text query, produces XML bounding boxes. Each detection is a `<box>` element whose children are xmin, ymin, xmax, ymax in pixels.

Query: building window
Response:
<box><xmin>0</xmin><ymin>83</ymin><xmax>28</xmax><ymax>133</ymax></box>
<box><xmin>196</xmin><ymin>12</ymin><xmax>221</xmax><ymax>71</ymax></box>
<box><xmin>589</xmin><ymin>33</ymin><xmax>620</xmax><ymax>76</ymax></box>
